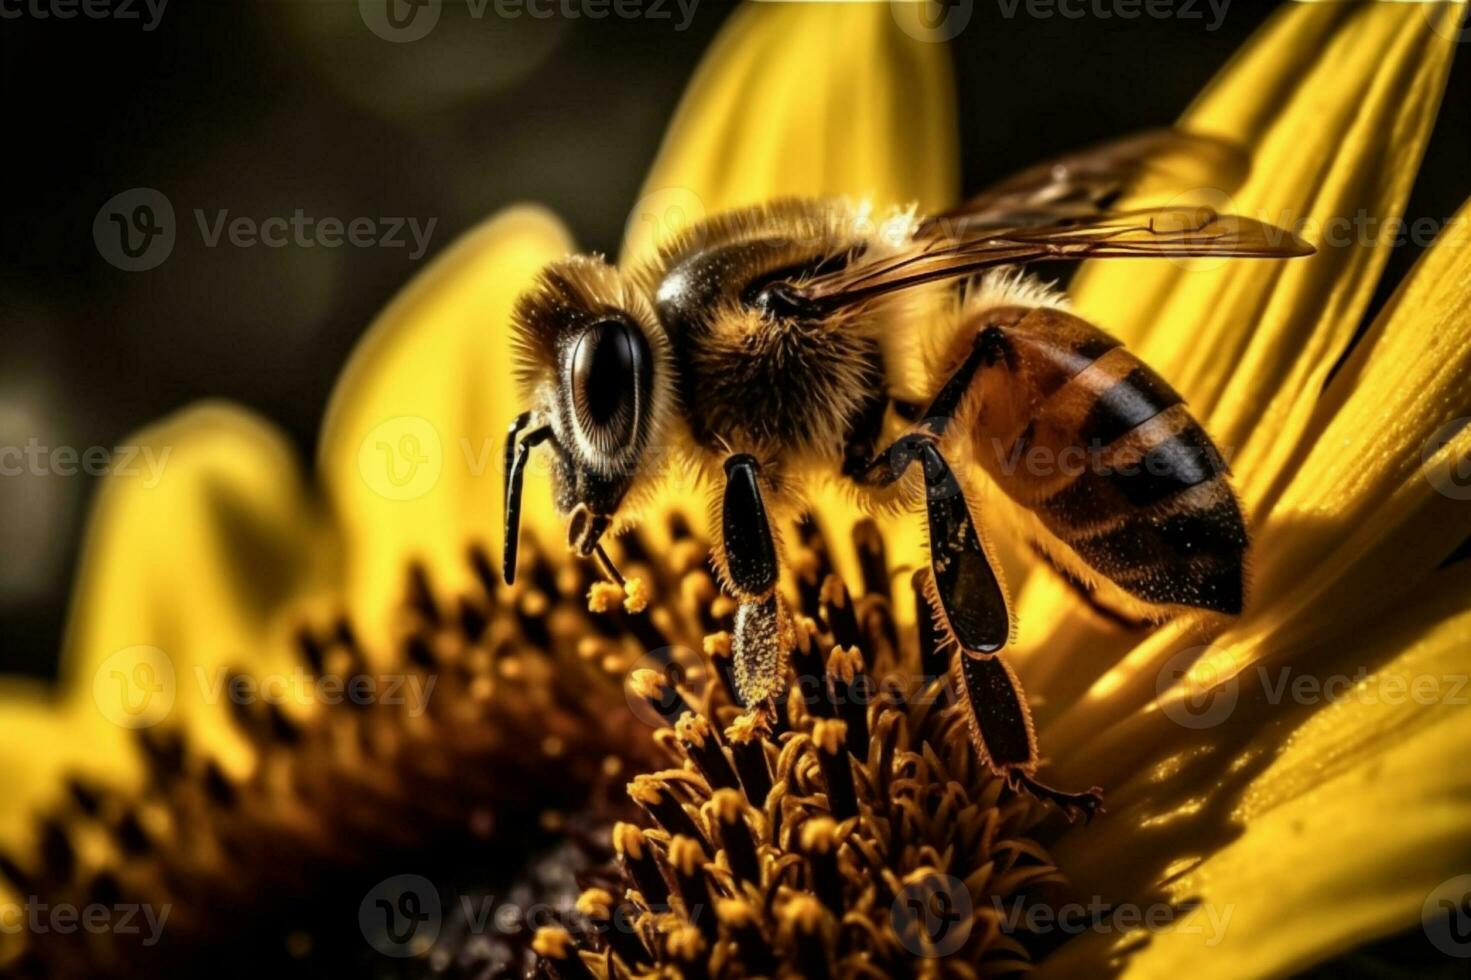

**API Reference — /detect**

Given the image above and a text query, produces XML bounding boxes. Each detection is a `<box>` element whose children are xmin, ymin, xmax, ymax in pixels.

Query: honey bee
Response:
<box><xmin>503</xmin><ymin>130</ymin><xmax>1312</xmax><ymax>818</ymax></box>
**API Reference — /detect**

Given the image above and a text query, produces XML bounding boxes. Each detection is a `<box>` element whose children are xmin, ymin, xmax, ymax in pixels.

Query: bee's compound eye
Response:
<box><xmin>568</xmin><ymin>317</ymin><xmax>651</xmax><ymax>457</ymax></box>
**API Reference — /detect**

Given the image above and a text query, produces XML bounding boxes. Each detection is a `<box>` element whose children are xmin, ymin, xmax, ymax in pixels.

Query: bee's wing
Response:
<box><xmin>918</xmin><ymin>129</ymin><xmax>1248</xmax><ymax>234</ymax></box>
<box><xmin>794</xmin><ymin>207</ymin><xmax>1312</xmax><ymax>311</ymax></box>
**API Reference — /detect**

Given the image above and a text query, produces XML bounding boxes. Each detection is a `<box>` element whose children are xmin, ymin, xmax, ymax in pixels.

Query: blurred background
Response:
<box><xmin>1</xmin><ymin>0</ymin><xmax>1467</xmax><ymax>680</ymax></box>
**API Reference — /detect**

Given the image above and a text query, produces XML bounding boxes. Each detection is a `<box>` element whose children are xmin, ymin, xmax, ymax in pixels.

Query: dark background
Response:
<box><xmin>0</xmin><ymin>0</ymin><xmax>1467</xmax><ymax>680</ymax></box>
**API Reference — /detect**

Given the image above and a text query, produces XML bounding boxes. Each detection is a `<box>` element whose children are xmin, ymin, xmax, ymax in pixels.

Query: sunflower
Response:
<box><xmin>3</xmin><ymin>1</ymin><xmax>1470</xmax><ymax>978</ymax></box>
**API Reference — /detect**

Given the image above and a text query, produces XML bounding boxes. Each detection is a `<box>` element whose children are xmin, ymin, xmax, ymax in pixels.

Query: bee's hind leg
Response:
<box><xmin>951</xmin><ymin>648</ymin><xmax>1104</xmax><ymax>822</ymax></box>
<box><xmin>851</xmin><ymin>325</ymin><xmax>1012</xmax><ymax>654</ymax></box>
<box><xmin>720</xmin><ymin>455</ymin><xmax>789</xmax><ymax>710</ymax></box>
<box><xmin>852</xmin><ymin>327</ymin><xmax>1103</xmax><ymax>818</ymax></box>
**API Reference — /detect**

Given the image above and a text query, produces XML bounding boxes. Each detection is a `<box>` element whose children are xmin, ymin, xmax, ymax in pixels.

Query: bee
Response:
<box><xmin>502</xmin><ymin>130</ymin><xmax>1312</xmax><ymax>818</ymax></box>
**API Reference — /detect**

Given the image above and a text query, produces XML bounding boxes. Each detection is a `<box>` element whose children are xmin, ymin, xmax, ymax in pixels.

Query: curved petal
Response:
<box><xmin>1</xmin><ymin>403</ymin><xmax>322</xmax><ymax>848</ymax></box>
<box><xmin>1070</xmin><ymin>1</ymin><xmax>1457</xmax><ymax>506</ymax></box>
<box><xmin>1038</xmin><ymin>563</ymin><xmax>1471</xmax><ymax>980</ymax></box>
<box><xmin>1009</xmin><ymin>0</ymin><xmax>1458</xmax><ymax>706</ymax></box>
<box><xmin>623</xmin><ymin>0</ymin><xmax>958</xmax><ymax>264</ymax></box>
<box><xmin>317</xmin><ymin>206</ymin><xmax>575</xmax><ymax>638</ymax></box>
<box><xmin>1045</xmin><ymin>195</ymin><xmax>1471</xmax><ymax>756</ymax></box>
<box><xmin>1034</xmin><ymin>200</ymin><xmax>1471</xmax><ymax>977</ymax></box>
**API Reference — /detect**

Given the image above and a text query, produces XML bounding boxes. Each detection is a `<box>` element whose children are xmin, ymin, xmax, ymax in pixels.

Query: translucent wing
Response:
<box><xmin>788</xmin><ymin>207</ymin><xmax>1312</xmax><ymax>312</ymax></box>
<box><xmin>918</xmin><ymin>129</ymin><xmax>1249</xmax><ymax>234</ymax></box>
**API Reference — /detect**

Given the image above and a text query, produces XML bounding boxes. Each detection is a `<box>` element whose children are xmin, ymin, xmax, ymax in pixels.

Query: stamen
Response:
<box><xmin>799</xmin><ymin>817</ymin><xmax>844</xmax><ymax>915</ymax></box>
<box><xmin>705</xmin><ymin>789</ymin><xmax>761</xmax><ymax>887</ymax></box>
<box><xmin>575</xmin><ymin>888</ymin><xmax>649</xmax><ymax>970</ymax></box>
<box><xmin>533</xmin><ymin>926</ymin><xmax>594</xmax><ymax>980</ymax></box>
<box><xmin>825</xmin><ymin>645</ymin><xmax>872</xmax><ymax>760</ymax></box>
<box><xmin>724</xmin><ymin>714</ymin><xmax>774</xmax><ymax>808</ymax></box>
<box><xmin>812</xmin><ymin>719</ymin><xmax>858</xmax><ymax>820</ymax></box>
<box><xmin>716</xmin><ymin>900</ymin><xmax>777</xmax><ymax>976</ymax></box>
<box><xmin>613</xmin><ymin>822</ymin><xmax>669</xmax><ymax>908</ymax></box>
<box><xmin>667</xmin><ymin>835</ymin><xmax>717</xmax><ymax>939</ymax></box>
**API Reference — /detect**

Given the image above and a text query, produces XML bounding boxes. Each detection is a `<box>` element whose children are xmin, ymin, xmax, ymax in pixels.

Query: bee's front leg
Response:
<box><xmin>720</xmin><ymin>454</ymin><xmax>789</xmax><ymax>709</ymax></box>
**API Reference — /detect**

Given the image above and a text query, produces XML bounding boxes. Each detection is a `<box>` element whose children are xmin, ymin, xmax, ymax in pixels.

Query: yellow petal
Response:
<box><xmin>1010</xmin><ymin>1</ymin><xmax>1459</xmax><ymax>700</ymax></box>
<box><xmin>1251</xmin><ymin>196</ymin><xmax>1471</xmax><ymax>616</ymax></box>
<box><xmin>623</xmin><ymin>0</ymin><xmax>958</xmax><ymax>263</ymax></box>
<box><xmin>1069</xmin><ymin>1</ymin><xmax>1458</xmax><ymax>511</ymax></box>
<box><xmin>1039</xmin><ymin>563</ymin><xmax>1471</xmax><ymax>979</ymax></box>
<box><xmin>317</xmin><ymin>206</ymin><xmax>574</xmax><ymax>639</ymax></box>
<box><xmin>0</xmin><ymin>403</ymin><xmax>322</xmax><ymax>848</ymax></box>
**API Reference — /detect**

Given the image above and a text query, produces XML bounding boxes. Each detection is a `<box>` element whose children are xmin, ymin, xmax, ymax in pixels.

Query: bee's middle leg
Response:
<box><xmin>720</xmin><ymin>454</ymin><xmax>789</xmax><ymax>709</ymax></box>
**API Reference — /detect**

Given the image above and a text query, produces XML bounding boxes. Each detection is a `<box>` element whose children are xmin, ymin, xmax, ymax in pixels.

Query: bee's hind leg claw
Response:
<box><xmin>1010</xmin><ymin>772</ymin><xmax>1105</xmax><ymax>823</ymax></box>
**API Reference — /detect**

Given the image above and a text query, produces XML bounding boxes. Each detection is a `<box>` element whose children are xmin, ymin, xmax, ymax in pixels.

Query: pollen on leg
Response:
<box><xmin>587</xmin><ymin>580</ymin><xmax>624</xmax><ymax>613</ymax></box>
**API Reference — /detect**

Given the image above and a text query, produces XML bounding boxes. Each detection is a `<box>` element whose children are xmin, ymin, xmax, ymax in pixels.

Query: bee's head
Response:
<box><xmin>502</xmin><ymin>255</ymin><xmax>672</xmax><ymax>584</ymax></box>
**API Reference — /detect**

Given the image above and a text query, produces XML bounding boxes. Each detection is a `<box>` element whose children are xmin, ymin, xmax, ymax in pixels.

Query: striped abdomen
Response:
<box><xmin>970</xmin><ymin>305</ymin><xmax>1246</xmax><ymax>616</ymax></box>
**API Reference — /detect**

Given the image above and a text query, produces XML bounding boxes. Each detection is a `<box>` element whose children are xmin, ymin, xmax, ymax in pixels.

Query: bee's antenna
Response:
<box><xmin>503</xmin><ymin>413</ymin><xmax>551</xmax><ymax>586</ymax></box>
<box><xmin>592</xmin><ymin>543</ymin><xmax>626</xmax><ymax>588</ymax></box>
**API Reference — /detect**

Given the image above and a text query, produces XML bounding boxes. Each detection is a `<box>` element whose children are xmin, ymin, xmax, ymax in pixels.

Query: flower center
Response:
<box><xmin>3</xmin><ymin>516</ymin><xmax>1072</xmax><ymax>978</ymax></box>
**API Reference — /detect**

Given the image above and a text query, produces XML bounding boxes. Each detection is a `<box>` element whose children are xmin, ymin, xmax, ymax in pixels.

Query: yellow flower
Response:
<box><xmin>3</xmin><ymin>1</ymin><xmax>1469</xmax><ymax>977</ymax></box>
